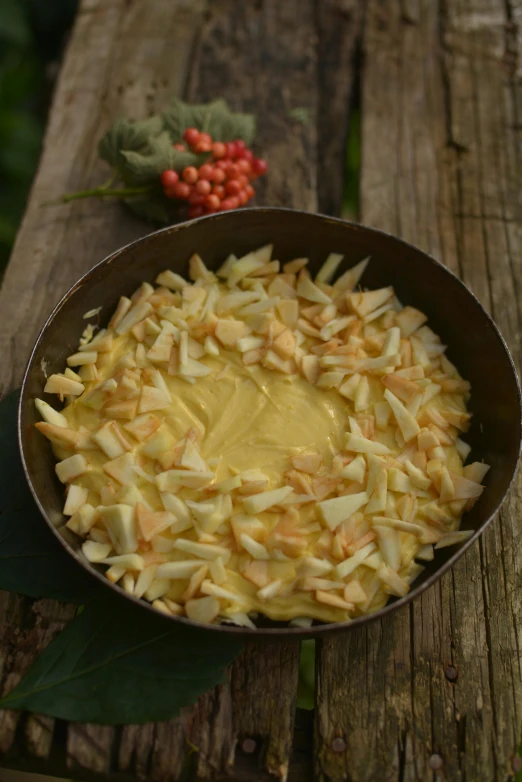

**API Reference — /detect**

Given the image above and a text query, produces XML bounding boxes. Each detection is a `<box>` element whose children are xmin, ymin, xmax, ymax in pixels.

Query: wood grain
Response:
<box><xmin>314</xmin><ymin>1</ymin><xmax>522</xmax><ymax>781</ymax></box>
<box><xmin>0</xmin><ymin>0</ymin><xmax>343</xmax><ymax>779</ymax></box>
<box><xmin>1</xmin><ymin>0</ymin><xmax>520</xmax><ymax>779</ymax></box>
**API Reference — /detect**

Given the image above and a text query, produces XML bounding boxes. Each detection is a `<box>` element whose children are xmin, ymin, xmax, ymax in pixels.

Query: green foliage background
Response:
<box><xmin>0</xmin><ymin>0</ymin><xmax>77</xmax><ymax>273</ymax></box>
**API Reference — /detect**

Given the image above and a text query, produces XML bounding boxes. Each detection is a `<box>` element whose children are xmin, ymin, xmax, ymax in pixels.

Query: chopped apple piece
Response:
<box><xmin>136</xmin><ymin>503</ymin><xmax>175</xmax><ymax>542</ymax></box>
<box><xmin>242</xmin><ymin>486</ymin><xmax>293</xmax><ymax>514</ymax></box>
<box><xmin>156</xmin><ymin>269</ymin><xmax>188</xmax><ymax>291</ymax></box>
<box><xmin>63</xmin><ymin>484</ymin><xmax>89</xmax><ymax>516</ymax></box>
<box><xmin>277</xmin><ymin>299</ymin><xmax>299</xmax><ymax>326</ymax></box>
<box><xmin>384</xmin><ymin>389</ymin><xmax>420</xmax><ymax>442</ymax></box>
<box><xmin>55</xmin><ymin>454</ymin><xmax>88</xmax><ymax>483</ymax></box>
<box><xmin>156</xmin><ymin>469</ymin><xmax>214</xmax><ymax>491</ymax></box>
<box><xmin>345</xmin><ymin>434</ymin><xmax>390</xmax><ymax>456</ymax></box>
<box><xmin>296</xmin><ymin>273</ymin><xmax>332</xmax><ymax>304</ymax></box>
<box><xmin>272</xmin><ymin>328</ymin><xmax>296</xmax><ymax>360</ymax></box>
<box><xmin>66</xmin><ymin>503</ymin><xmax>98</xmax><ymax>535</ymax></box>
<box><xmin>343</xmin><ymin>579</ymin><xmax>367</xmax><ymax>604</ymax></box>
<box><xmin>35</xmin><ymin>422</ymin><xmax>79</xmax><ymax>449</ymax></box>
<box><xmin>93</xmin><ymin>421</ymin><xmax>133</xmax><ymax>459</ymax></box>
<box><xmin>316</xmin><ymin>252</ymin><xmax>344</xmax><ymax>284</ymax></box>
<box><xmin>82</xmin><ymin>540</ymin><xmax>112</xmax><ymax>563</ymax></box>
<box><xmin>347</xmin><ymin>287</ymin><xmax>393</xmax><ymax>317</ymax></box>
<box><xmin>67</xmin><ymin>351</ymin><xmax>97</xmax><ymax>367</ymax></box>
<box><xmin>115</xmin><ymin>300</ymin><xmax>153</xmax><ymax>335</ymax></box>
<box><xmin>35</xmin><ymin>398</ymin><xmax>68</xmax><ymax>428</ymax></box>
<box><xmin>239</xmin><ymin>533</ymin><xmax>270</xmax><ymax>560</ymax></box>
<box><xmin>332</xmin><ymin>257</ymin><xmax>369</xmax><ymax>292</ymax></box>
<box><xmin>396</xmin><ymin>307</ymin><xmax>427</xmax><ymax>337</ymax></box>
<box><xmin>434</xmin><ymin>530</ymin><xmax>474</xmax><ymax>548</ymax></box>
<box><xmin>44</xmin><ymin>374</ymin><xmax>84</xmax><ymax>397</ymax></box>
<box><xmin>377</xmin><ymin>563</ymin><xmax>409</xmax><ymax>597</ymax></box>
<box><xmin>257</xmin><ymin>579</ymin><xmax>283</xmax><ymax>601</ymax></box>
<box><xmin>335</xmin><ymin>541</ymin><xmax>376</xmax><ymax>578</ymax></box>
<box><xmin>138</xmin><ymin>385</ymin><xmax>170</xmax><ymax>413</ymax></box>
<box><xmin>123</xmin><ymin>413</ymin><xmax>162</xmax><ymax>442</ymax></box>
<box><xmin>147</xmin><ymin>331</ymin><xmax>174</xmax><ymax>363</ymax></box>
<box><xmin>174</xmin><ymin>538</ymin><xmax>231</xmax><ymax>562</ymax></box>
<box><xmin>215</xmin><ymin>318</ymin><xmax>247</xmax><ymax>347</ymax></box>
<box><xmin>99</xmin><ymin>504</ymin><xmax>137</xmax><ymax>554</ymax></box>
<box><xmin>291</xmin><ymin>453</ymin><xmax>322</xmax><ymax>474</ymax></box>
<box><xmin>185</xmin><ymin>595</ymin><xmax>220</xmax><ymax>624</ymax></box>
<box><xmin>317</xmin><ymin>492</ymin><xmax>369</xmax><ymax>531</ymax></box>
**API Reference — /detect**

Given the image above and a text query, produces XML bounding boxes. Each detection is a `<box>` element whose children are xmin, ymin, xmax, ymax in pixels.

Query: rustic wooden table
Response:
<box><xmin>0</xmin><ymin>1</ymin><xmax>521</xmax><ymax>780</ymax></box>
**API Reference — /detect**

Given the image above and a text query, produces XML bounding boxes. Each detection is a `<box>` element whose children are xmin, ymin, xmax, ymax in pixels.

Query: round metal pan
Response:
<box><xmin>18</xmin><ymin>207</ymin><xmax>522</xmax><ymax>638</ymax></box>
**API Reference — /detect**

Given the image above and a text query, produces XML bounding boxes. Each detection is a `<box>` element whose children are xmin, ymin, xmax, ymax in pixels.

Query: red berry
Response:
<box><xmin>226</xmin><ymin>163</ymin><xmax>240</xmax><ymax>179</ymax></box>
<box><xmin>204</xmin><ymin>194</ymin><xmax>221</xmax><ymax>211</ymax></box>
<box><xmin>182</xmin><ymin>166</ymin><xmax>199</xmax><ymax>184</ymax></box>
<box><xmin>235</xmin><ymin>139</ymin><xmax>246</xmax><ymax>155</ymax></box>
<box><xmin>238</xmin><ymin>159</ymin><xmax>252</xmax><ymax>175</ymax></box>
<box><xmin>189</xmin><ymin>205</ymin><xmax>205</xmax><ymax>219</ymax></box>
<box><xmin>226</xmin><ymin>141</ymin><xmax>238</xmax><ymax>159</ymax></box>
<box><xmin>183</xmin><ymin>128</ymin><xmax>200</xmax><ymax>146</ymax></box>
<box><xmin>188</xmin><ymin>189</ymin><xmax>204</xmax><ymax>205</ymax></box>
<box><xmin>243</xmin><ymin>149</ymin><xmax>254</xmax><ymax>163</ymax></box>
<box><xmin>161</xmin><ymin>169</ymin><xmax>179</xmax><ymax>189</ymax></box>
<box><xmin>198</xmin><ymin>163</ymin><xmax>214</xmax><ymax>181</ymax></box>
<box><xmin>215</xmin><ymin>159</ymin><xmax>229</xmax><ymax>171</ymax></box>
<box><xmin>195</xmin><ymin>179</ymin><xmax>212</xmax><ymax>196</ymax></box>
<box><xmin>245</xmin><ymin>184</ymin><xmax>255</xmax><ymax>199</ymax></box>
<box><xmin>222</xmin><ymin>196</ymin><xmax>239</xmax><ymax>210</ymax></box>
<box><xmin>194</xmin><ymin>141</ymin><xmax>212</xmax><ymax>153</ymax></box>
<box><xmin>211</xmin><ymin>167</ymin><xmax>226</xmax><ymax>184</ymax></box>
<box><xmin>238</xmin><ymin>189</ymin><xmax>249</xmax><ymax>206</ymax></box>
<box><xmin>163</xmin><ymin>187</ymin><xmax>178</xmax><ymax>199</ymax></box>
<box><xmin>212</xmin><ymin>142</ymin><xmax>227</xmax><ymax>159</ymax></box>
<box><xmin>173</xmin><ymin>181</ymin><xmax>191</xmax><ymax>199</ymax></box>
<box><xmin>237</xmin><ymin>174</ymin><xmax>249</xmax><ymax>188</ymax></box>
<box><xmin>173</xmin><ymin>143</ymin><xmax>186</xmax><ymax>151</ymax></box>
<box><xmin>212</xmin><ymin>184</ymin><xmax>226</xmax><ymax>199</ymax></box>
<box><xmin>226</xmin><ymin>179</ymin><xmax>241</xmax><ymax>196</ymax></box>
<box><xmin>199</xmin><ymin>132</ymin><xmax>212</xmax><ymax>146</ymax></box>
<box><xmin>252</xmin><ymin>158</ymin><xmax>268</xmax><ymax>176</ymax></box>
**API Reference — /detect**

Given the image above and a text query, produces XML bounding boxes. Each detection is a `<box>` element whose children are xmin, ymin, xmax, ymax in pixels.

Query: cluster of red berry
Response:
<box><xmin>160</xmin><ymin>128</ymin><xmax>268</xmax><ymax>218</ymax></box>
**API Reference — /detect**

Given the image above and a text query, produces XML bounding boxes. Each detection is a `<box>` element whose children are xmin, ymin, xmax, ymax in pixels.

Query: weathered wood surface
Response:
<box><xmin>315</xmin><ymin>1</ymin><xmax>522</xmax><ymax>781</ymax></box>
<box><xmin>0</xmin><ymin>0</ymin><xmax>330</xmax><ymax>779</ymax></box>
<box><xmin>0</xmin><ymin>0</ymin><xmax>521</xmax><ymax>780</ymax></box>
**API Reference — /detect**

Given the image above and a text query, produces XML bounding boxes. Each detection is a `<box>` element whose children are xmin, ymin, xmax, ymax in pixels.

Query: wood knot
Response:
<box><xmin>241</xmin><ymin>737</ymin><xmax>256</xmax><ymax>754</ymax></box>
<box><xmin>429</xmin><ymin>754</ymin><xmax>443</xmax><ymax>770</ymax></box>
<box><xmin>331</xmin><ymin>737</ymin><xmax>346</xmax><ymax>753</ymax></box>
<box><xmin>445</xmin><ymin>665</ymin><xmax>458</xmax><ymax>682</ymax></box>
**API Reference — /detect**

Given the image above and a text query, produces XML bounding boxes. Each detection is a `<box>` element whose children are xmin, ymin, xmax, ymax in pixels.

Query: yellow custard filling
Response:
<box><xmin>35</xmin><ymin>246</ymin><xmax>489</xmax><ymax>627</ymax></box>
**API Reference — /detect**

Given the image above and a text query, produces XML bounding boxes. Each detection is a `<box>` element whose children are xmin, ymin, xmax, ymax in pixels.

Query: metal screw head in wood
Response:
<box><xmin>429</xmin><ymin>754</ymin><xmax>444</xmax><ymax>771</ymax></box>
<box><xmin>241</xmin><ymin>738</ymin><xmax>256</xmax><ymax>755</ymax></box>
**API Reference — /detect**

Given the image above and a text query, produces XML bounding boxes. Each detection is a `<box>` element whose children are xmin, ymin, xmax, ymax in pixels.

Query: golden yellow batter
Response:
<box><xmin>35</xmin><ymin>246</ymin><xmax>487</xmax><ymax>627</ymax></box>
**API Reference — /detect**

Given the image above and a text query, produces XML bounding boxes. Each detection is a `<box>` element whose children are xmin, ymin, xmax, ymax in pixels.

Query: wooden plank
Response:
<box><xmin>314</xmin><ymin>1</ymin><xmax>522</xmax><ymax>781</ymax></box>
<box><xmin>0</xmin><ymin>0</ymin><xmax>333</xmax><ymax>778</ymax></box>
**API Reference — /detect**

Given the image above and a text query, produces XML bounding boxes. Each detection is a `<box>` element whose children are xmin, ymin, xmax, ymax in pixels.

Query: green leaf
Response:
<box><xmin>123</xmin><ymin>193</ymin><xmax>176</xmax><ymax>225</ymax></box>
<box><xmin>120</xmin><ymin>134</ymin><xmax>207</xmax><ymax>187</ymax></box>
<box><xmin>98</xmin><ymin>115</ymin><xmax>164</xmax><ymax>171</ymax></box>
<box><xmin>0</xmin><ymin>390</ymin><xmax>102</xmax><ymax>604</ymax></box>
<box><xmin>0</xmin><ymin>595</ymin><xmax>242</xmax><ymax>724</ymax></box>
<box><xmin>0</xmin><ymin>0</ymin><xmax>31</xmax><ymax>47</ymax></box>
<box><xmin>162</xmin><ymin>98</ymin><xmax>256</xmax><ymax>145</ymax></box>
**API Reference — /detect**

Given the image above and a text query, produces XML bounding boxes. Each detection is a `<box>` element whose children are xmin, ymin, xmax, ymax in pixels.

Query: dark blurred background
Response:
<box><xmin>0</xmin><ymin>0</ymin><xmax>77</xmax><ymax>273</ymax></box>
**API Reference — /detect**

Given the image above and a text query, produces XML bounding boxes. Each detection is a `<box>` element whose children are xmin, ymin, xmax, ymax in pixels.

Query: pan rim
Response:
<box><xmin>18</xmin><ymin>206</ymin><xmax>522</xmax><ymax>638</ymax></box>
